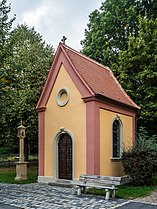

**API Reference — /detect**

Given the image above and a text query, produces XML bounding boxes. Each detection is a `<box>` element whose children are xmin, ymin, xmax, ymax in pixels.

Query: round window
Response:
<box><xmin>56</xmin><ymin>88</ymin><xmax>70</xmax><ymax>107</ymax></box>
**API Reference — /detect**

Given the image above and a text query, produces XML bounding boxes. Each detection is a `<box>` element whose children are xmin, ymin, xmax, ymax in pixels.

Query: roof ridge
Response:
<box><xmin>61</xmin><ymin>43</ymin><xmax>110</xmax><ymax>72</ymax></box>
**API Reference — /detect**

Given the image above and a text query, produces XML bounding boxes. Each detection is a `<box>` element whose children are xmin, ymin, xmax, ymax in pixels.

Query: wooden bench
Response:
<box><xmin>74</xmin><ymin>174</ymin><xmax>129</xmax><ymax>200</ymax></box>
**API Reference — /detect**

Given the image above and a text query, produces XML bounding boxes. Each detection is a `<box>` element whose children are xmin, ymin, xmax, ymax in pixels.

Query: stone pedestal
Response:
<box><xmin>15</xmin><ymin>161</ymin><xmax>29</xmax><ymax>180</ymax></box>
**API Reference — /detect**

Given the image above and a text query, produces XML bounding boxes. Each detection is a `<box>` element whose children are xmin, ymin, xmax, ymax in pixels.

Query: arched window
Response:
<box><xmin>112</xmin><ymin>119</ymin><xmax>122</xmax><ymax>158</ymax></box>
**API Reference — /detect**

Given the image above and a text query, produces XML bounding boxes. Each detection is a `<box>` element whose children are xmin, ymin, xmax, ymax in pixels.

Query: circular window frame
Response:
<box><xmin>56</xmin><ymin>87</ymin><xmax>70</xmax><ymax>107</ymax></box>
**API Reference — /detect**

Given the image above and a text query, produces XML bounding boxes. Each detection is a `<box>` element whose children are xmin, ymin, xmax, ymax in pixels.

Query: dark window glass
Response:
<box><xmin>113</xmin><ymin>120</ymin><xmax>120</xmax><ymax>158</ymax></box>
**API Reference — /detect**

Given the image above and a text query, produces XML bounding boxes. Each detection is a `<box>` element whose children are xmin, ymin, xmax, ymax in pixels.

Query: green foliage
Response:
<box><xmin>0</xmin><ymin>0</ymin><xmax>15</xmax><ymax>97</ymax></box>
<box><xmin>0</xmin><ymin>146</ymin><xmax>12</xmax><ymax>154</ymax></box>
<box><xmin>0</xmin><ymin>0</ymin><xmax>15</xmax><ymax>65</ymax></box>
<box><xmin>122</xmin><ymin>129</ymin><xmax>157</xmax><ymax>186</ymax></box>
<box><xmin>0</xmin><ymin>24</ymin><xmax>54</xmax><ymax>153</ymax></box>
<box><xmin>81</xmin><ymin>0</ymin><xmax>157</xmax><ymax>136</ymax></box>
<box><xmin>122</xmin><ymin>149</ymin><xmax>155</xmax><ymax>186</ymax></box>
<box><xmin>115</xmin><ymin>17</ymin><xmax>157</xmax><ymax>135</ymax></box>
<box><xmin>0</xmin><ymin>0</ymin><xmax>15</xmax><ymax>150</ymax></box>
<box><xmin>0</xmin><ymin>1</ymin><xmax>54</xmax><ymax>154</ymax></box>
<box><xmin>81</xmin><ymin>0</ymin><xmax>157</xmax><ymax>67</ymax></box>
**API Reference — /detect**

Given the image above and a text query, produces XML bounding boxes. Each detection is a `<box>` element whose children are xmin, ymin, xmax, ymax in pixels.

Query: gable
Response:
<box><xmin>36</xmin><ymin>45</ymin><xmax>93</xmax><ymax>111</ymax></box>
<box><xmin>46</xmin><ymin>63</ymin><xmax>85</xmax><ymax>109</ymax></box>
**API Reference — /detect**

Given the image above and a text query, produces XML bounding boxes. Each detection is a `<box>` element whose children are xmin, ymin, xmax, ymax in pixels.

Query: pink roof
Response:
<box><xmin>36</xmin><ymin>43</ymin><xmax>140</xmax><ymax>111</ymax></box>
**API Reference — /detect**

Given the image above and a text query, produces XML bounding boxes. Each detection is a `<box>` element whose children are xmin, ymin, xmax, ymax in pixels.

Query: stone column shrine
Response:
<box><xmin>15</xmin><ymin>122</ymin><xmax>29</xmax><ymax>180</ymax></box>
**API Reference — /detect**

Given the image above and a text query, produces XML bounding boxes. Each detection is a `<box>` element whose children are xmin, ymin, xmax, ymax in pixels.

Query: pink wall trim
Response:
<box><xmin>36</xmin><ymin>43</ymin><xmax>92</xmax><ymax>111</ymax></box>
<box><xmin>38</xmin><ymin>111</ymin><xmax>45</xmax><ymax>176</ymax></box>
<box><xmin>98</xmin><ymin>102</ymin><xmax>137</xmax><ymax>141</ymax></box>
<box><xmin>86</xmin><ymin>101</ymin><xmax>100</xmax><ymax>175</ymax></box>
<box><xmin>61</xmin><ymin>53</ymin><xmax>92</xmax><ymax>97</ymax></box>
<box><xmin>61</xmin><ymin>45</ymin><xmax>94</xmax><ymax>96</ymax></box>
<box><xmin>83</xmin><ymin>95</ymin><xmax>139</xmax><ymax>114</ymax></box>
<box><xmin>85</xmin><ymin>97</ymin><xmax>137</xmax><ymax>175</ymax></box>
<box><xmin>83</xmin><ymin>96</ymin><xmax>137</xmax><ymax>116</ymax></box>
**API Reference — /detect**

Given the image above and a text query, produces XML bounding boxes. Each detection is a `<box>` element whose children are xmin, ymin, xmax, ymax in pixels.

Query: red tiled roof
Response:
<box><xmin>61</xmin><ymin>43</ymin><xmax>140</xmax><ymax>110</ymax></box>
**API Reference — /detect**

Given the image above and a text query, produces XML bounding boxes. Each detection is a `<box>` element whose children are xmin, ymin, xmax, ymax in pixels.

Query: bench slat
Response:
<box><xmin>75</xmin><ymin>183</ymin><xmax>117</xmax><ymax>190</ymax></box>
<box><xmin>79</xmin><ymin>178</ymin><xmax>121</xmax><ymax>186</ymax></box>
<box><xmin>80</xmin><ymin>174</ymin><xmax>121</xmax><ymax>181</ymax></box>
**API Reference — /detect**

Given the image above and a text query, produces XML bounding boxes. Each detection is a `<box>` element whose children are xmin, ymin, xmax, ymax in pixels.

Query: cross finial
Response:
<box><xmin>61</xmin><ymin>36</ymin><xmax>67</xmax><ymax>44</ymax></box>
<box><xmin>20</xmin><ymin>119</ymin><xmax>23</xmax><ymax>126</ymax></box>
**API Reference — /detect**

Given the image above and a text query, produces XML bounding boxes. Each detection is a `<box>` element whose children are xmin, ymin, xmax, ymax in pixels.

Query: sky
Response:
<box><xmin>8</xmin><ymin>0</ymin><xmax>103</xmax><ymax>51</ymax></box>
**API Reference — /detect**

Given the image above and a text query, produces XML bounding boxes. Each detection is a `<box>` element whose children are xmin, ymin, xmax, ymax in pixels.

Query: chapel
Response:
<box><xmin>36</xmin><ymin>43</ymin><xmax>140</xmax><ymax>183</ymax></box>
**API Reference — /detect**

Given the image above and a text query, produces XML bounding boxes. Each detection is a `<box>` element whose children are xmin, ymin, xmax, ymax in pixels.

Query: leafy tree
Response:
<box><xmin>81</xmin><ymin>0</ymin><xmax>157</xmax><ymax>67</ymax></box>
<box><xmin>0</xmin><ymin>0</ymin><xmax>15</xmax><ymax>148</ymax></box>
<box><xmin>81</xmin><ymin>0</ymin><xmax>157</xmax><ymax>136</ymax></box>
<box><xmin>0</xmin><ymin>0</ymin><xmax>15</xmax><ymax>67</ymax></box>
<box><xmin>1</xmin><ymin>25</ymin><xmax>54</xmax><ymax>153</ymax></box>
<box><xmin>0</xmin><ymin>0</ymin><xmax>15</xmax><ymax>95</ymax></box>
<box><xmin>115</xmin><ymin>17</ymin><xmax>157</xmax><ymax>135</ymax></box>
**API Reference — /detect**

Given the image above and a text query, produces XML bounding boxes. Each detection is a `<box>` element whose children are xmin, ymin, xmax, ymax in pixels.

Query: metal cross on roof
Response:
<box><xmin>61</xmin><ymin>36</ymin><xmax>67</xmax><ymax>44</ymax></box>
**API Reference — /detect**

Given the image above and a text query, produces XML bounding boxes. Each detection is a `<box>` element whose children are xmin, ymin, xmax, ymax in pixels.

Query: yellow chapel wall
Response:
<box><xmin>100</xmin><ymin>108</ymin><xmax>133</xmax><ymax>176</ymax></box>
<box><xmin>44</xmin><ymin>64</ymin><xmax>86</xmax><ymax>179</ymax></box>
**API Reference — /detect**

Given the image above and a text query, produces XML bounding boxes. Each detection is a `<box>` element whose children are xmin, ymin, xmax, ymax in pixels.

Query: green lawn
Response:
<box><xmin>0</xmin><ymin>165</ymin><xmax>38</xmax><ymax>184</ymax></box>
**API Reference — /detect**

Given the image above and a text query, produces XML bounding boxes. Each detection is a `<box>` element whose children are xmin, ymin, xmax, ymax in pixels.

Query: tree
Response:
<box><xmin>81</xmin><ymin>0</ymin><xmax>157</xmax><ymax>67</ymax></box>
<box><xmin>0</xmin><ymin>0</ymin><xmax>15</xmax><ymax>99</ymax></box>
<box><xmin>0</xmin><ymin>0</ymin><xmax>15</xmax><ymax>66</ymax></box>
<box><xmin>114</xmin><ymin>17</ymin><xmax>157</xmax><ymax>135</ymax></box>
<box><xmin>0</xmin><ymin>24</ymin><xmax>54</xmax><ymax>153</ymax></box>
<box><xmin>0</xmin><ymin>0</ymin><xmax>15</xmax><ymax>149</ymax></box>
<box><xmin>81</xmin><ymin>0</ymin><xmax>157</xmax><ymax>136</ymax></box>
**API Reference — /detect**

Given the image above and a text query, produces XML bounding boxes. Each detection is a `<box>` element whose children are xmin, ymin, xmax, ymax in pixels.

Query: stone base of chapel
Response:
<box><xmin>38</xmin><ymin>176</ymin><xmax>80</xmax><ymax>185</ymax></box>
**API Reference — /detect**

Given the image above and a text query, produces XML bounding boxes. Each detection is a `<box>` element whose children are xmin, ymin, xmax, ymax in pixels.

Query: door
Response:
<box><xmin>58</xmin><ymin>134</ymin><xmax>72</xmax><ymax>180</ymax></box>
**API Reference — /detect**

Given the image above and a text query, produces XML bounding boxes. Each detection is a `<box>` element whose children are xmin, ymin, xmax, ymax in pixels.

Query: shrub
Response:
<box><xmin>122</xmin><ymin>128</ymin><xmax>157</xmax><ymax>186</ymax></box>
<box><xmin>0</xmin><ymin>147</ymin><xmax>13</xmax><ymax>154</ymax></box>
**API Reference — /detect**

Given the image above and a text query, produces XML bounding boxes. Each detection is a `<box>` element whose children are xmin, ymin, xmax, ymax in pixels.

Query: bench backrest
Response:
<box><xmin>79</xmin><ymin>174</ymin><xmax>129</xmax><ymax>186</ymax></box>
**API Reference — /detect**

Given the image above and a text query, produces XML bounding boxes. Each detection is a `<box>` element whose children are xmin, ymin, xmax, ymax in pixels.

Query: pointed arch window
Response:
<box><xmin>112</xmin><ymin>119</ymin><xmax>122</xmax><ymax>158</ymax></box>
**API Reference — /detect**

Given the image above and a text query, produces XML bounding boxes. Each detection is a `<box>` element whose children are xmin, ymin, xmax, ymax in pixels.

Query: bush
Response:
<box><xmin>0</xmin><ymin>147</ymin><xmax>13</xmax><ymax>154</ymax></box>
<box><xmin>122</xmin><ymin>128</ymin><xmax>157</xmax><ymax>186</ymax></box>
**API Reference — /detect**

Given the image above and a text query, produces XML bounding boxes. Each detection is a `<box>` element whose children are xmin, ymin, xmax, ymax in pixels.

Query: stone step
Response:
<box><xmin>48</xmin><ymin>180</ymin><xmax>73</xmax><ymax>188</ymax></box>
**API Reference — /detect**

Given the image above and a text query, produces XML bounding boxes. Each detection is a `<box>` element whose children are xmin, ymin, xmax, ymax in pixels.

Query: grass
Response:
<box><xmin>117</xmin><ymin>185</ymin><xmax>156</xmax><ymax>199</ymax></box>
<box><xmin>0</xmin><ymin>165</ymin><xmax>38</xmax><ymax>184</ymax></box>
<box><xmin>87</xmin><ymin>175</ymin><xmax>157</xmax><ymax>199</ymax></box>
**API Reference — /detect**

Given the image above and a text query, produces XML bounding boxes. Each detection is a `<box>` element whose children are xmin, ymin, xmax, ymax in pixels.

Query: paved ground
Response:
<box><xmin>0</xmin><ymin>183</ymin><xmax>157</xmax><ymax>209</ymax></box>
<box><xmin>116</xmin><ymin>202</ymin><xmax>157</xmax><ymax>209</ymax></box>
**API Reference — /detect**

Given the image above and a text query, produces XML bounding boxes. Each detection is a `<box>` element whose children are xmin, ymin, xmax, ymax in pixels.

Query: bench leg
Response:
<box><xmin>111</xmin><ymin>189</ymin><xmax>116</xmax><ymax>198</ymax></box>
<box><xmin>73</xmin><ymin>186</ymin><xmax>79</xmax><ymax>195</ymax></box>
<box><xmin>105</xmin><ymin>189</ymin><xmax>110</xmax><ymax>200</ymax></box>
<box><xmin>72</xmin><ymin>187</ymin><xmax>76</xmax><ymax>195</ymax></box>
<box><xmin>77</xmin><ymin>187</ymin><xmax>81</xmax><ymax>195</ymax></box>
